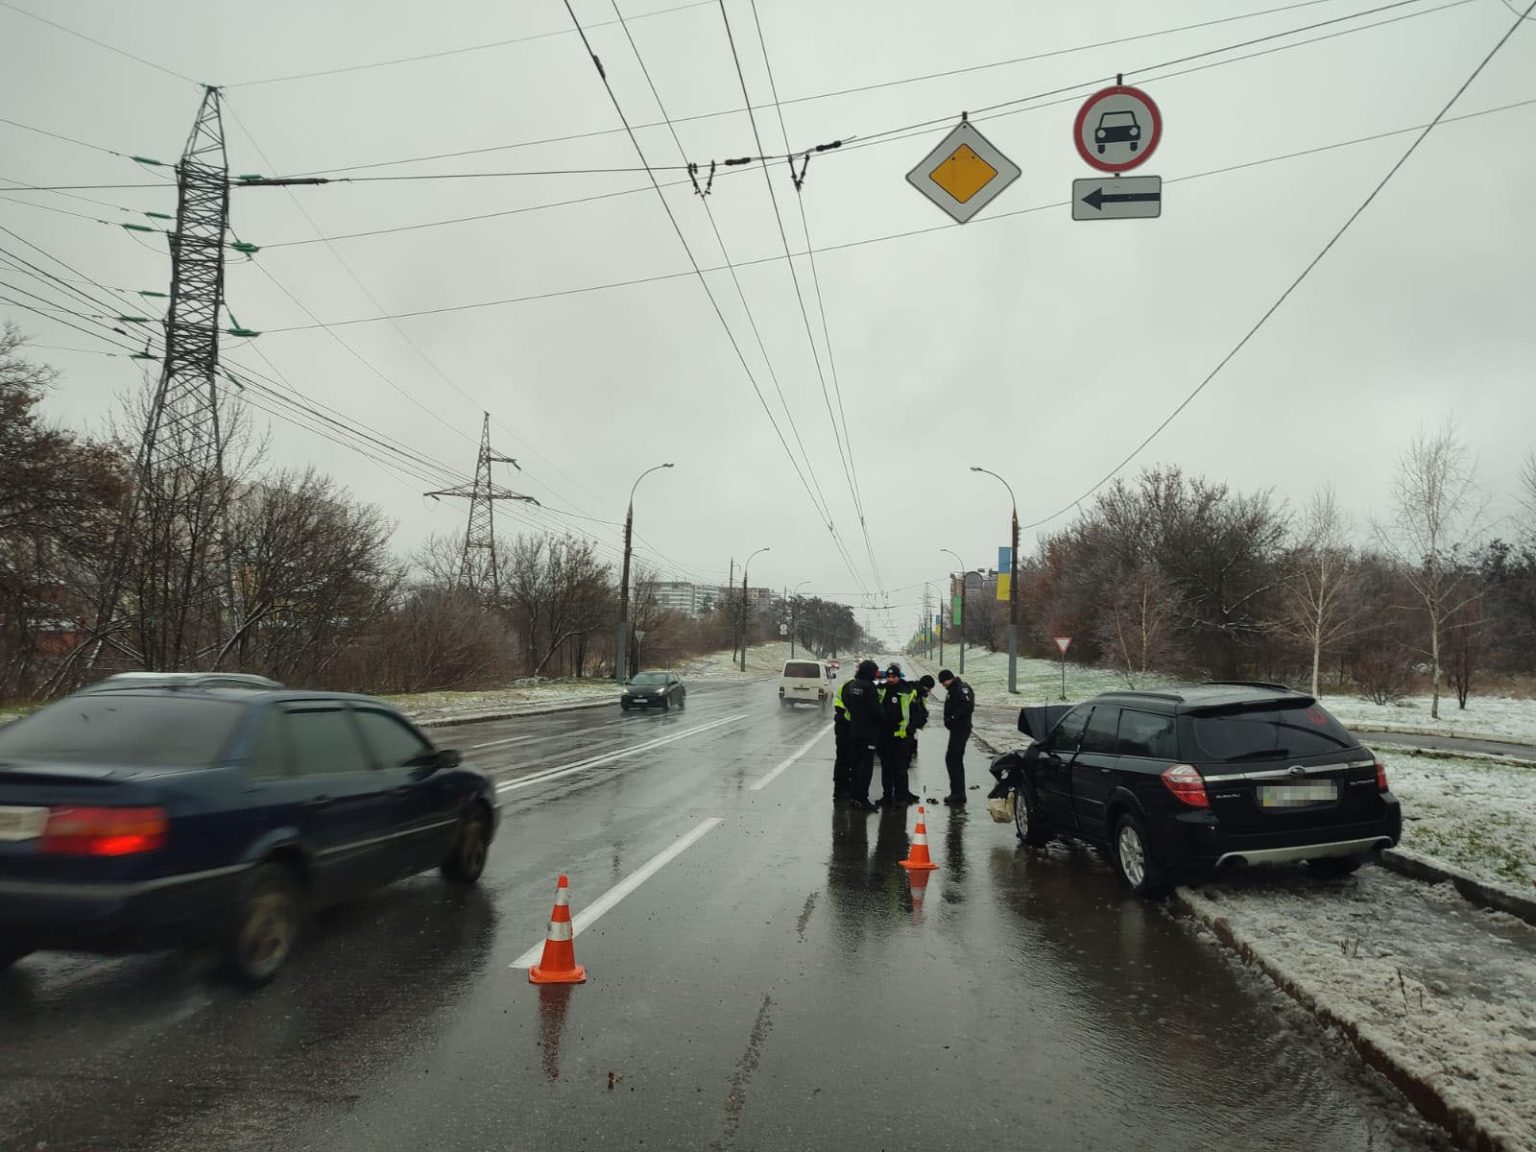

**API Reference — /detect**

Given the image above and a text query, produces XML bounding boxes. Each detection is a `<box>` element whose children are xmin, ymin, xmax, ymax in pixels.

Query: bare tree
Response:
<box><xmin>1277</xmin><ymin>486</ymin><xmax>1362</xmax><ymax>696</ymax></box>
<box><xmin>1098</xmin><ymin>563</ymin><xmax>1183</xmax><ymax>689</ymax></box>
<box><xmin>1375</xmin><ymin>423</ymin><xmax>1488</xmax><ymax>720</ymax></box>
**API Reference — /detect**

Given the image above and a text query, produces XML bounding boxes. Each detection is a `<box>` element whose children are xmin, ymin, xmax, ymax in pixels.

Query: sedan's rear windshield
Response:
<box><xmin>784</xmin><ymin>662</ymin><xmax>823</xmax><ymax>678</ymax></box>
<box><xmin>0</xmin><ymin>694</ymin><xmax>245</xmax><ymax>768</ymax></box>
<box><xmin>630</xmin><ymin>672</ymin><xmax>669</xmax><ymax>686</ymax></box>
<box><xmin>1180</xmin><ymin>703</ymin><xmax>1358</xmax><ymax>763</ymax></box>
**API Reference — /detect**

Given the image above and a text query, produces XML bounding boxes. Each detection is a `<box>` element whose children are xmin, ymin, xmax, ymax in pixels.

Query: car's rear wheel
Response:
<box><xmin>1013</xmin><ymin>785</ymin><xmax>1053</xmax><ymax>847</ymax></box>
<box><xmin>676</xmin><ymin>692</ymin><xmax>685</xmax><ymax>710</ymax></box>
<box><xmin>441</xmin><ymin>807</ymin><xmax>490</xmax><ymax>885</ymax></box>
<box><xmin>0</xmin><ymin>948</ymin><xmax>33</xmax><ymax>971</ymax></box>
<box><xmin>1307</xmin><ymin>854</ymin><xmax>1366</xmax><ymax>878</ymax></box>
<box><xmin>223</xmin><ymin>861</ymin><xmax>301</xmax><ymax>987</ymax></box>
<box><xmin>1111</xmin><ymin>812</ymin><xmax>1170</xmax><ymax>898</ymax></box>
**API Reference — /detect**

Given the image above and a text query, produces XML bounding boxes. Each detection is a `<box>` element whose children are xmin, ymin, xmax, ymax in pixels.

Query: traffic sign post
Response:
<box><xmin>1054</xmin><ymin>636</ymin><xmax>1072</xmax><ymax>701</ymax></box>
<box><xmin>906</xmin><ymin>120</ymin><xmax>1021</xmax><ymax>224</ymax></box>
<box><xmin>1072</xmin><ymin>176</ymin><xmax>1161</xmax><ymax>220</ymax></box>
<box><xmin>1073</xmin><ymin>85</ymin><xmax>1162</xmax><ymax>173</ymax></box>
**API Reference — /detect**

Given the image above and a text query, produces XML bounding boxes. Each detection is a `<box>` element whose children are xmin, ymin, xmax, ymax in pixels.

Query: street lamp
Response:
<box><xmin>740</xmin><ymin>546</ymin><xmax>770</xmax><ymax>673</ymax></box>
<box><xmin>789</xmin><ymin>579</ymin><xmax>810</xmax><ymax>658</ymax></box>
<box><xmin>616</xmin><ymin>462</ymin><xmax>674</xmax><ymax>682</ymax></box>
<box><xmin>971</xmin><ymin>466</ymin><xmax>1020</xmax><ymax>694</ymax></box>
<box><xmin>940</xmin><ymin>547</ymin><xmax>968</xmax><ymax>676</ymax></box>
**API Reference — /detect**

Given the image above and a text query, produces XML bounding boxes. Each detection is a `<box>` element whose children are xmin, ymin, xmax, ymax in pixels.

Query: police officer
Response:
<box><xmin>831</xmin><ymin>673</ymin><xmax>852</xmax><ymax>804</ymax></box>
<box><xmin>937</xmin><ymin>668</ymin><xmax>975</xmax><ymax>805</ymax></box>
<box><xmin>908</xmin><ymin>674</ymin><xmax>935</xmax><ymax>764</ymax></box>
<box><xmin>877</xmin><ymin>664</ymin><xmax>918</xmax><ymax>807</ymax></box>
<box><xmin>840</xmin><ymin>660</ymin><xmax>883</xmax><ymax>812</ymax></box>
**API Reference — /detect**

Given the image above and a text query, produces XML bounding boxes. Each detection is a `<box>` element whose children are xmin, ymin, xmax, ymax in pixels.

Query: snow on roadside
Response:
<box><xmin>1324</xmin><ymin>694</ymin><xmax>1536</xmax><ymax>746</ymax></box>
<box><xmin>382</xmin><ymin>680</ymin><xmax>613</xmax><ymax>722</ymax></box>
<box><xmin>1381</xmin><ymin>751</ymin><xmax>1536</xmax><ymax>890</ymax></box>
<box><xmin>1179</xmin><ymin>869</ymin><xmax>1536</xmax><ymax>1152</ymax></box>
<box><xmin>677</xmin><ymin>641</ymin><xmax>796</xmax><ymax>680</ymax></box>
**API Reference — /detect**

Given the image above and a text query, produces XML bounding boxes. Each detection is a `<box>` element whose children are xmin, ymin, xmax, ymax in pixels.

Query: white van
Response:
<box><xmin>779</xmin><ymin>659</ymin><xmax>831</xmax><ymax>709</ymax></box>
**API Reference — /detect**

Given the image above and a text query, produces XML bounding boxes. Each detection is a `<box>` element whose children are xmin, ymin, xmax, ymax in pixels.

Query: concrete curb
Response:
<box><xmin>1378</xmin><ymin>848</ymin><xmax>1536</xmax><ymax>928</ymax></box>
<box><xmin>1170</xmin><ymin>889</ymin><xmax>1514</xmax><ymax>1152</ymax></box>
<box><xmin>1348</xmin><ymin>722</ymin><xmax>1533</xmax><ymax>748</ymax></box>
<box><xmin>414</xmin><ymin>696</ymin><xmax>615</xmax><ymax>730</ymax></box>
<box><xmin>1368</xmin><ymin>743</ymin><xmax>1536</xmax><ymax>768</ymax></box>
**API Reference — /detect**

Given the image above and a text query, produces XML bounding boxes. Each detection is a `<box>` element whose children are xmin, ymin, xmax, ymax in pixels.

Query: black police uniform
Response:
<box><xmin>942</xmin><ymin>674</ymin><xmax>976</xmax><ymax>802</ymax></box>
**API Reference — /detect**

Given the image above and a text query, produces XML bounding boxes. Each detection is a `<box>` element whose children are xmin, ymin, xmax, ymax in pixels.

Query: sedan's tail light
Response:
<box><xmin>1376</xmin><ymin>760</ymin><xmax>1389</xmax><ymax>792</ymax></box>
<box><xmin>1160</xmin><ymin>764</ymin><xmax>1209</xmax><ymax>809</ymax></box>
<box><xmin>40</xmin><ymin>807</ymin><xmax>168</xmax><ymax>856</ymax></box>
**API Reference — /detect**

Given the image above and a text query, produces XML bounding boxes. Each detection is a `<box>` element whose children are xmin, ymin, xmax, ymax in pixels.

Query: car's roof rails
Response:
<box><xmin>87</xmin><ymin>672</ymin><xmax>284</xmax><ymax>691</ymax></box>
<box><xmin>1100</xmin><ymin>689</ymin><xmax>1184</xmax><ymax>702</ymax></box>
<box><xmin>1201</xmin><ymin>680</ymin><xmax>1297</xmax><ymax>693</ymax></box>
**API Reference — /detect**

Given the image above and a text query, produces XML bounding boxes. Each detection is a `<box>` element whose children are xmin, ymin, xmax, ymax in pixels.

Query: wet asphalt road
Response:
<box><xmin>0</xmin><ymin>676</ymin><xmax>1447</xmax><ymax>1152</ymax></box>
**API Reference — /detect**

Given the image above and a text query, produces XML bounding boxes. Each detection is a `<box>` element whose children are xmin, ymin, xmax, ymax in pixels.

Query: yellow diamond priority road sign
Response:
<box><xmin>906</xmin><ymin>120</ymin><xmax>1020</xmax><ymax>224</ymax></box>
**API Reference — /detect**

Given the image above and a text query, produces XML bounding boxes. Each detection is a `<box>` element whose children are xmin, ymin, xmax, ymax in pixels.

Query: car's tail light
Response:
<box><xmin>40</xmin><ymin>807</ymin><xmax>168</xmax><ymax>856</ymax></box>
<box><xmin>1375</xmin><ymin>760</ymin><xmax>1389</xmax><ymax>792</ymax></box>
<box><xmin>1160</xmin><ymin>764</ymin><xmax>1209</xmax><ymax>809</ymax></box>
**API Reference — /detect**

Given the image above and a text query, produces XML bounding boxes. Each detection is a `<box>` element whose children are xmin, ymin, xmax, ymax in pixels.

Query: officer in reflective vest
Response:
<box><xmin>877</xmin><ymin>664</ymin><xmax>919</xmax><ymax>808</ymax></box>
<box><xmin>832</xmin><ymin>675</ymin><xmax>852</xmax><ymax>803</ymax></box>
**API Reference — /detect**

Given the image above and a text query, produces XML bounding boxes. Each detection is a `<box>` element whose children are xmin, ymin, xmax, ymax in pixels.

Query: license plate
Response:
<box><xmin>1259</xmin><ymin>782</ymin><xmax>1338</xmax><ymax>808</ymax></box>
<box><xmin>0</xmin><ymin>805</ymin><xmax>49</xmax><ymax>842</ymax></box>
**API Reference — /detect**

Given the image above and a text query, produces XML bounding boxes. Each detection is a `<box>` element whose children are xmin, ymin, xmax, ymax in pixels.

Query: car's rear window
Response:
<box><xmin>784</xmin><ymin>662</ymin><xmax>823</xmax><ymax>679</ymax></box>
<box><xmin>1180</xmin><ymin>703</ymin><xmax>1358</xmax><ymax>763</ymax></box>
<box><xmin>0</xmin><ymin>694</ymin><xmax>245</xmax><ymax>768</ymax></box>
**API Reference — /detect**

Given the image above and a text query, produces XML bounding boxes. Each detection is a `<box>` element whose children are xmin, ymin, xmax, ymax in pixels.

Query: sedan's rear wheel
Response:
<box><xmin>223</xmin><ymin>862</ymin><xmax>300</xmax><ymax>987</ymax></box>
<box><xmin>1111</xmin><ymin>812</ymin><xmax>1170</xmax><ymax>898</ymax></box>
<box><xmin>441</xmin><ymin>807</ymin><xmax>490</xmax><ymax>885</ymax></box>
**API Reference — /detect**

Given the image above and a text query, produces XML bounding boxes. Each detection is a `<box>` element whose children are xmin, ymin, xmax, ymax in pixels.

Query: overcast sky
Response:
<box><xmin>3</xmin><ymin>0</ymin><xmax>1533</xmax><ymax>647</ymax></box>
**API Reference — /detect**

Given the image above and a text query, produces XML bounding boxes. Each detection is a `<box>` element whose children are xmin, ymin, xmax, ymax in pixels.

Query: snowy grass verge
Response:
<box><xmin>382</xmin><ymin>680</ymin><xmax>614</xmax><ymax>723</ymax></box>
<box><xmin>676</xmin><ymin>641</ymin><xmax>797</xmax><ymax>680</ymax></box>
<box><xmin>1384</xmin><ymin>751</ymin><xmax>1536</xmax><ymax>890</ymax></box>
<box><xmin>1175</xmin><ymin>869</ymin><xmax>1536</xmax><ymax>1152</ymax></box>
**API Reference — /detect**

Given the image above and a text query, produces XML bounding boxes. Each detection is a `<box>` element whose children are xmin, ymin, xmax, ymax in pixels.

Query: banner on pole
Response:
<box><xmin>951</xmin><ymin>596</ymin><xmax>962</xmax><ymax>625</ymax></box>
<box><xmin>996</xmin><ymin>573</ymin><xmax>1010</xmax><ymax>602</ymax></box>
<box><xmin>997</xmin><ymin>546</ymin><xmax>1012</xmax><ymax>572</ymax></box>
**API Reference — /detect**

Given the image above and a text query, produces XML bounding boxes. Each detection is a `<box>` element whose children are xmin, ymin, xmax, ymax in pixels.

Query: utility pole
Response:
<box><xmin>89</xmin><ymin>87</ymin><xmax>233</xmax><ymax>673</ymax></box>
<box><xmin>425</xmin><ymin>413</ymin><xmax>536</xmax><ymax>596</ymax></box>
<box><xmin>940</xmin><ymin>549</ymin><xmax>968</xmax><ymax>675</ymax></box>
<box><xmin>740</xmin><ymin>547</ymin><xmax>769</xmax><ymax>672</ymax></box>
<box><xmin>614</xmin><ymin>462</ymin><xmax>673</xmax><ymax>682</ymax></box>
<box><xmin>972</xmin><ymin>467</ymin><xmax>1021</xmax><ymax>694</ymax></box>
<box><xmin>727</xmin><ymin>557</ymin><xmax>736</xmax><ymax>665</ymax></box>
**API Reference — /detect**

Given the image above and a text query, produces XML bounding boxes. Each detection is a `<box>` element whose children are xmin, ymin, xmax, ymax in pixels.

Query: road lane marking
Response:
<box><xmin>495</xmin><ymin>713</ymin><xmax>747</xmax><ymax>794</ymax></box>
<box><xmin>510</xmin><ymin>817</ymin><xmax>724</xmax><ymax>968</ymax></box>
<box><xmin>749</xmin><ymin>724</ymin><xmax>833</xmax><ymax>791</ymax></box>
<box><xmin>470</xmin><ymin>715</ymin><xmax>629</xmax><ymax>750</ymax></box>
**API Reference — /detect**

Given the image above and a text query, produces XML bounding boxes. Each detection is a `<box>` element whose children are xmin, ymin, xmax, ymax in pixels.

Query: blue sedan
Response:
<box><xmin>0</xmin><ymin>680</ymin><xmax>500</xmax><ymax>984</ymax></box>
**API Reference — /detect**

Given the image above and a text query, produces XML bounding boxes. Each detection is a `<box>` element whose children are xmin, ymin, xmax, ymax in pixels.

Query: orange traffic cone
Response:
<box><xmin>907</xmin><ymin>867</ymin><xmax>931</xmax><ymax>925</ymax></box>
<box><xmin>529</xmin><ymin>874</ymin><xmax>587</xmax><ymax>984</ymax></box>
<box><xmin>899</xmin><ymin>806</ymin><xmax>939</xmax><ymax>872</ymax></box>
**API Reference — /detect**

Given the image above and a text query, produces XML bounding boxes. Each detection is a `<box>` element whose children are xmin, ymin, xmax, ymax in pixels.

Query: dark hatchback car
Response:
<box><xmin>621</xmin><ymin>671</ymin><xmax>686</xmax><ymax>711</ymax></box>
<box><xmin>0</xmin><ymin>683</ymin><xmax>500</xmax><ymax>984</ymax></box>
<box><xmin>993</xmin><ymin>684</ymin><xmax>1401</xmax><ymax>896</ymax></box>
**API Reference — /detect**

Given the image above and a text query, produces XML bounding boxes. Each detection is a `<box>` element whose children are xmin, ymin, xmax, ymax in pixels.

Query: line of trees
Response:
<box><xmin>951</xmin><ymin>427</ymin><xmax>1535</xmax><ymax>711</ymax></box>
<box><xmin>0</xmin><ymin>329</ymin><xmax>784</xmax><ymax>700</ymax></box>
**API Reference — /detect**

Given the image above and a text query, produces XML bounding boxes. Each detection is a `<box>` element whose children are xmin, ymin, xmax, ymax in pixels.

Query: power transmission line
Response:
<box><xmin>243</xmin><ymin>93</ymin><xmax>1536</xmax><ymax>336</ymax></box>
<box><xmin>224</xmin><ymin>0</ymin><xmax>717</xmax><ymax>88</ymax></box>
<box><xmin>0</xmin><ymin>0</ymin><xmax>199</xmax><ymax>86</ymax></box>
<box><xmin>1017</xmin><ymin>0</ymin><xmax>1536</xmax><ymax>536</ymax></box>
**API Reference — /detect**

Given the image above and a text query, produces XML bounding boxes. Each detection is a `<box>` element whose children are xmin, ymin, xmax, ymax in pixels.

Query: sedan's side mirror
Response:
<box><xmin>436</xmin><ymin>748</ymin><xmax>462</xmax><ymax>770</ymax></box>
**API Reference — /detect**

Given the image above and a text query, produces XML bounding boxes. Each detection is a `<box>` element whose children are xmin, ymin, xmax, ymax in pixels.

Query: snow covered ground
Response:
<box><xmin>1179</xmin><ymin>869</ymin><xmax>1536</xmax><ymax>1152</ymax></box>
<box><xmin>676</xmin><ymin>640</ymin><xmax>797</xmax><ymax>680</ymax></box>
<box><xmin>1323</xmin><ymin>694</ymin><xmax>1536</xmax><ymax>746</ymax></box>
<box><xmin>382</xmin><ymin>680</ymin><xmax>613</xmax><ymax>723</ymax></box>
<box><xmin>1384</xmin><ymin>752</ymin><xmax>1536</xmax><ymax>890</ymax></box>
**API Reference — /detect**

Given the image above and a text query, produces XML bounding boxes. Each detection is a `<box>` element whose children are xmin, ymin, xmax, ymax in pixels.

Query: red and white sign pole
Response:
<box><xmin>1054</xmin><ymin>636</ymin><xmax>1072</xmax><ymax>701</ymax></box>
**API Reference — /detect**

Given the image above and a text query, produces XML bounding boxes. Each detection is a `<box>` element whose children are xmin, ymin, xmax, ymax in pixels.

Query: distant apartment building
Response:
<box><xmin>641</xmin><ymin>580</ymin><xmax>703</xmax><ymax>617</ymax></box>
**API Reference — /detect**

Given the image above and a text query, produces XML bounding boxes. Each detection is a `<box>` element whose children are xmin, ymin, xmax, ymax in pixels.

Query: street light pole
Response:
<box><xmin>941</xmin><ymin>548</ymin><xmax>967</xmax><ymax>676</ymax></box>
<box><xmin>740</xmin><ymin>546</ymin><xmax>769</xmax><ymax>673</ymax></box>
<box><xmin>971</xmin><ymin>466</ymin><xmax>1020</xmax><ymax>694</ymax></box>
<box><xmin>616</xmin><ymin>463</ymin><xmax>673</xmax><ymax>682</ymax></box>
<box><xmin>790</xmin><ymin>579</ymin><xmax>809</xmax><ymax>658</ymax></box>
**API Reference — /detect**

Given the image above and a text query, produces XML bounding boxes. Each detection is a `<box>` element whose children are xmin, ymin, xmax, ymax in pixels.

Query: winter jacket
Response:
<box><xmin>878</xmin><ymin>681</ymin><xmax>916</xmax><ymax>739</ymax></box>
<box><xmin>841</xmin><ymin>672</ymin><xmax>883</xmax><ymax>743</ymax></box>
<box><xmin>943</xmin><ymin>677</ymin><xmax>976</xmax><ymax>731</ymax></box>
